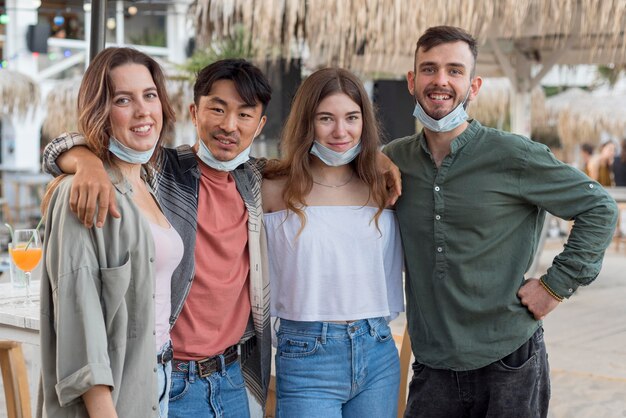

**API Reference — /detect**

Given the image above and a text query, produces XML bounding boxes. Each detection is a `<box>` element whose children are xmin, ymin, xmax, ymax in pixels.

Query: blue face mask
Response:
<box><xmin>310</xmin><ymin>141</ymin><xmax>362</xmax><ymax>167</ymax></box>
<box><xmin>108</xmin><ymin>136</ymin><xmax>156</xmax><ymax>164</ymax></box>
<box><xmin>412</xmin><ymin>88</ymin><xmax>471</xmax><ymax>133</ymax></box>
<box><xmin>197</xmin><ymin>140</ymin><xmax>253</xmax><ymax>172</ymax></box>
<box><xmin>195</xmin><ymin>119</ymin><xmax>263</xmax><ymax>172</ymax></box>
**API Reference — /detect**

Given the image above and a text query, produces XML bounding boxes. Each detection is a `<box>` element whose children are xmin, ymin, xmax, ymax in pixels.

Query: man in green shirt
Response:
<box><xmin>384</xmin><ymin>26</ymin><xmax>618</xmax><ymax>417</ymax></box>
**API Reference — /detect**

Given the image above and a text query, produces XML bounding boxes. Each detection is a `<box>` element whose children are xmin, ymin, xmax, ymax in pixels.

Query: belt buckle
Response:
<box><xmin>197</xmin><ymin>356</ymin><xmax>218</xmax><ymax>378</ymax></box>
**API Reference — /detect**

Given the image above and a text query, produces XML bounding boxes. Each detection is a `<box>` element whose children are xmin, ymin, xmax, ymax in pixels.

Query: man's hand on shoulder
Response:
<box><xmin>376</xmin><ymin>151</ymin><xmax>402</xmax><ymax>206</ymax></box>
<box><xmin>72</xmin><ymin>159</ymin><xmax>120</xmax><ymax>228</ymax></box>
<box><xmin>517</xmin><ymin>278</ymin><xmax>561</xmax><ymax>320</ymax></box>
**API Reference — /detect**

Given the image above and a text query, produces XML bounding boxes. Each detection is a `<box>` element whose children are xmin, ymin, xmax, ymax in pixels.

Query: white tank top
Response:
<box><xmin>264</xmin><ymin>206</ymin><xmax>404</xmax><ymax>321</ymax></box>
<box><xmin>148</xmin><ymin>221</ymin><xmax>184</xmax><ymax>350</ymax></box>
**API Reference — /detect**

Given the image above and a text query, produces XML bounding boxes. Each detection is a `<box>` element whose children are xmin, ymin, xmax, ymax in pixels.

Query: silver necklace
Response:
<box><xmin>312</xmin><ymin>171</ymin><xmax>354</xmax><ymax>188</ymax></box>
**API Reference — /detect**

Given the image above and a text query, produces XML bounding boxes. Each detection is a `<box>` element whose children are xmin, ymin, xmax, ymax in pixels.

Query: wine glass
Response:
<box><xmin>9</xmin><ymin>229</ymin><xmax>42</xmax><ymax>305</ymax></box>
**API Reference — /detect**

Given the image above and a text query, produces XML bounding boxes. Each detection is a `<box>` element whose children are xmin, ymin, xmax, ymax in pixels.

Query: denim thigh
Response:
<box><xmin>157</xmin><ymin>360</ymin><xmax>172</xmax><ymax>418</ymax></box>
<box><xmin>276</xmin><ymin>318</ymin><xmax>400</xmax><ymax>418</ymax></box>
<box><xmin>404</xmin><ymin>327</ymin><xmax>550</xmax><ymax>418</ymax></box>
<box><xmin>168</xmin><ymin>359</ymin><xmax>250</xmax><ymax>418</ymax></box>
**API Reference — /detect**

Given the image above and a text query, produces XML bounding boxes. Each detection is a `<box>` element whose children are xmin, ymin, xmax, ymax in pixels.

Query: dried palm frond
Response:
<box><xmin>42</xmin><ymin>78</ymin><xmax>80</xmax><ymax>141</ymax></box>
<box><xmin>191</xmin><ymin>0</ymin><xmax>626</xmax><ymax>76</ymax></box>
<box><xmin>0</xmin><ymin>70</ymin><xmax>40</xmax><ymax>117</ymax></box>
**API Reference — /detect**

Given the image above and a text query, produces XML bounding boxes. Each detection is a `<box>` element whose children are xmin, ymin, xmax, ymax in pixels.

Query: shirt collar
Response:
<box><xmin>418</xmin><ymin>119</ymin><xmax>482</xmax><ymax>156</ymax></box>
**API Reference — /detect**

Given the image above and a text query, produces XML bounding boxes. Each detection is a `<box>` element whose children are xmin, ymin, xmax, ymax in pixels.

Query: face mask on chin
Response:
<box><xmin>310</xmin><ymin>141</ymin><xmax>362</xmax><ymax>167</ymax></box>
<box><xmin>108</xmin><ymin>135</ymin><xmax>157</xmax><ymax>164</ymax></box>
<box><xmin>196</xmin><ymin>119</ymin><xmax>263</xmax><ymax>172</ymax></box>
<box><xmin>412</xmin><ymin>88</ymin><xmax>471</xmax><ymax>133</ymax></box>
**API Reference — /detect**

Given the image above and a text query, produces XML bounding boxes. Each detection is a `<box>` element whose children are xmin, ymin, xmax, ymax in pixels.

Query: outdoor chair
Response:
<box><xmin>0</xmin><ymin>340</ymin><xmax>31</xmax><ymax>418</ymax></box>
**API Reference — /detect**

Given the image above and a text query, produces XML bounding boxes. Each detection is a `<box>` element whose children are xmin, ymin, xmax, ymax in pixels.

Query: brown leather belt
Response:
<box><xmin>172</xmin><ymin>345</ymin><xmax>239</xmax><ymax>378</ymax></box>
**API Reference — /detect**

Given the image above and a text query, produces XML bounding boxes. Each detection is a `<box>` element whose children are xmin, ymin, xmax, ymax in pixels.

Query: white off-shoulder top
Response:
<box><xmin>264</xmin><ymin>206</ymin><xmax>404</xmax><ymax>321</ymax></box>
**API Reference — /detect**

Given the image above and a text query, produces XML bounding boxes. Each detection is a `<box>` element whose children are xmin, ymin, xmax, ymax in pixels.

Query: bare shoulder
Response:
<box><xmin>262</xmin><ymin>176</ymin><xmax>288</xmax><ymax>213</ymax></box>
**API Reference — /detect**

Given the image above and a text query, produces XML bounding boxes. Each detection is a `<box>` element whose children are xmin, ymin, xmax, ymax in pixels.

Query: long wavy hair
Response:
<box><xmin>77</xmin><ymin>47</ymin><xmax>175</xmax><ymax>166</ymax></box>
<box><xmin>264</xmin><ymin>67</ymin><xmax>388</xmax><ymax>231</ymax></box>
<box><xmin>42</xmin><ymin>47</ymin><xmax>176</xmax><ymax>214</ymax></box>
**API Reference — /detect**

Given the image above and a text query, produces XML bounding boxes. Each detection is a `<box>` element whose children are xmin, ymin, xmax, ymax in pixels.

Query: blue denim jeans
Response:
<box><xmin>168</xmin><ymin>358</ymin><xmax>250</xmax><ymax>418</ymax></box>
<box><xmin>276</xmin><ymin>317</ymin><xmax>400</xmax><ymax>418</ymax></box>
<box><xmin>157</xmin><ymin>342</ymin><xmax>173</xmax><ymax>418</ymax></box>
<box><xmin>404</xmin><ymin>327</ymin><xmax>550</xmax><ymax>418</ymax></box>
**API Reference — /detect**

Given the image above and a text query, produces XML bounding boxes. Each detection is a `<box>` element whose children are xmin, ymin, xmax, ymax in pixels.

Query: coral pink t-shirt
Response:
<box><xmin>171</xmin><ymin>161</ymin><xmax>251</xmax><ymax>360</ymax></box>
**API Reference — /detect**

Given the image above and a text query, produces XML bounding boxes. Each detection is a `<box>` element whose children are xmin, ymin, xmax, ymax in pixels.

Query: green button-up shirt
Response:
<box><xmin>384</xmin><ymin>120</ymin><xmax>618</xmax><ymax>370</ymax></box>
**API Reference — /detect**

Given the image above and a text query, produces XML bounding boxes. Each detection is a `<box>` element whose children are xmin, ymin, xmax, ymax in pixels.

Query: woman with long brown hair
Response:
<box><xmin>39</xmin><ymin>47</ymin><xmax>182</xmax><ymax>418</ymax></box>
<box><xmin>262</xmin><ymin>68</ymin><xmax>403</xmax><ymax>417</ymax></box>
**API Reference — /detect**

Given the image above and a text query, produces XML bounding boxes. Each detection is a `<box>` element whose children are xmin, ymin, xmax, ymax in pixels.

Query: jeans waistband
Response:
<box><xmin>279</xmin><ymin>317</ymin><xmax>386</xmax><ymax>340</ymax></box>
<box><xmin>172</xmin><ymin>345</ymin><xmax>239</xmax><ymax>378</ymax></box>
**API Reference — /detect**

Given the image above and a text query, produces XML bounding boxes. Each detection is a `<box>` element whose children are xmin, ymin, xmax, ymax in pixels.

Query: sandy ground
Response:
<box><xmin>541</xmin><ymin>240</ymin><xmax>626</xmax><ymax>418</ymax></box>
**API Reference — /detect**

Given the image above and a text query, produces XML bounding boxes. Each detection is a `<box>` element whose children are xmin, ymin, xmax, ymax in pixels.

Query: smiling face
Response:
<box><xmin>407</xmin><ymin>41</ymin><xmax>481</xmax><ymax>120</ymax></box>
<box><xmin>109</xmin><ymin>63</ymin><xmax>163</xmax><ymax>152</ymax></box>
<box><xmin>190</xmin><ymin>79</ymin><xmax>266</xmax><ymax>161</ymax></box>
<box><xmin>313</xmin><ymin>92</ymin><xmax>362</xmax><ymax>153</ymax></box>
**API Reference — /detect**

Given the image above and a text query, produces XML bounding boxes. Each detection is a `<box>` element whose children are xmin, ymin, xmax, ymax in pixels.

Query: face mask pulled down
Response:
<box><xmin>310</xmin><ymin>141</ymin><xmax>362</xmax><ymax>167</ymax></box>
<box><xmin>196</xmin><ymin>120</ymin><xmax>263</xmax><ymax>172</ymax></box>
<box><xmin>108</xmin><ymin>135</ymin><xmax>156</xmax><ymax>164</ymax></box>
<box><xmin>412</xmin><ymin>88</ymin><xmax>471</xmax><ymax>133</ymax></box>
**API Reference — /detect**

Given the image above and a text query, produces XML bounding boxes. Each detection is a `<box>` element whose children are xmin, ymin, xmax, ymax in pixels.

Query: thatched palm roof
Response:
<box><xmin>0</xmin><ymin>70</ymin><xmax>40</xmax><ymax>117</ymax></box>
<box><xmin>191</xmin><ymin>0</ymin><xmax>626</xmax><ymax>76</ymax></box>
<box><xmin>42</xmin><ymin>78</ymin><xmax>80</xmax><ymax>141</ymax></box>
<box><xmin>469</xmin><ymin>77</ymin><xmax>546</xmax><ymax>129</ymax></box>
<box><xmin>553</xmin><ymin>90</ymin><xmax>626</xmax><ymax>150</ymax></box>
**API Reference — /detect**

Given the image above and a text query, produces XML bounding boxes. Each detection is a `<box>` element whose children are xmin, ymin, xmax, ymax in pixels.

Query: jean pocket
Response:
<box><xmin>168</xmin><ymin>375</ymin><xmax>190</xmax><ymax>401</ymax></box>
<box><xmin>225</xmin><ymin>362</ymin><xmax>246</xmax><ymax>389</ymax></box>
<box><xmin>277</xmin><ymin>334</ymin><xmax>320</xmax><ymax>358</ymax></box>
<box><xmin>373</xmin><ymin>321</ymin><xmax>394</xmax><ymax>343</ymax></box>
<box><xmin>497</xmin><ymin>351</ymin><xmax>538</xmax><ymax>371</ymax></box>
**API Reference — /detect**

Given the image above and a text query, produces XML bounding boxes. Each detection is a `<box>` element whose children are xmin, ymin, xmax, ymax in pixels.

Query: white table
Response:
<box><xmin>0</xmin><ymin>282</ymin><xmax>41</xmax><ymax>415</ymax></box>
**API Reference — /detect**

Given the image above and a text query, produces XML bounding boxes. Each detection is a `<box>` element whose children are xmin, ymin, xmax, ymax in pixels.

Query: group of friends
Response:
<box><xmin>36</xmin><ymin>25</ymin><xmax>618</xmax><ymax>418</ymax></box>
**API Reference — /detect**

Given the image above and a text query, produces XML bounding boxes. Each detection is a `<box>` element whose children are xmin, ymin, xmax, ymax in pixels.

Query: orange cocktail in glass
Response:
<box><xmin>10</xmin><ymin>229</ymin><xmax>42</xmax><ymax>305</ymax></box>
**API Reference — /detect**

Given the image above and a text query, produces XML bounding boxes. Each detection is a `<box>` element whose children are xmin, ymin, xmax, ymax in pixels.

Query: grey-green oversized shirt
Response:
<box><xmin>39</xmin><ymin>172</ymin><xmax>160</xmax><ymax>417</ymax></box>
<box><xmin>384</xmin><ymin>120</ymin><xmax>618</xmax><ymax>370</ymax></box>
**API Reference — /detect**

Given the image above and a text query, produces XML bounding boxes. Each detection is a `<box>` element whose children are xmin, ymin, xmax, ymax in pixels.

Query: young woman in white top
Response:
<box><xmin>40</xmin><ymin>48</ymin><xmax>183</xmax><ymax>418</ymax></box>
<box><xmin>262</xmin><ymin>68</ymin><xmax>404</xmax><ymax>418</ymax></box>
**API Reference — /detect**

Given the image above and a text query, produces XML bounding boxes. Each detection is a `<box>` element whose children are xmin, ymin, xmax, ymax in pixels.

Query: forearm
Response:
<box><xmin>543</xmin><ymin>198</ymin><xmax>618</xmax><ymax>297</ymax></box>
<box><xmin>58</xmin><ymin>146</ymin><xmax>104</xmax><ymax>175</ymax></box>
<box><xmin>42</xmin><ymin>132</ymin><xmax>88</xmax><ymax>176</ymax></box>
<box><xmin>82</xmin><ymin>385</ymin><xmax>118</xmax><ymax>418</ymax></box>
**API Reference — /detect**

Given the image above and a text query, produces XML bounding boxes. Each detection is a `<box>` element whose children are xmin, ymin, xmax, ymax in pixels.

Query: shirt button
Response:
<box><xmin>152</xmin><ymin>406</ymin><xmax>157</xmax><ymax>411</ymax></box>
<box><xmin>150</xmin><ymin>257</ymin><xmax>155</xmax><ymax>262</ymax></box>
<box><xmin>434</xmin><ymin>186</ymin><xmax>440</xmax><ymax>192</ymax></box>
<box><xmin>153</xmin><ymin>367</ymin><xmax>157</xmax><ymax>372</ymax></box>
<box><xmin>435</xmin><ymin>215</ymin><xmax>441</xmax><ymax>220</ymax></box>
<box><xmin>588</xmin><ymin>184</ymin><xmax>594</xmax><ymax>189</ymax></box>
<box><xmin>153</xmin><ymin>330</ymin><xmax>156</xmax><ymax>335</ymax></box>
<box><xmin>568</xmin><ymin>288</ymin><xmax>573</xmax><ymax>293</ymax></box>
<box><xmin>437</xmin><ymin>247</ymin><xmax>443</xmax><ymax>253</ymax></box>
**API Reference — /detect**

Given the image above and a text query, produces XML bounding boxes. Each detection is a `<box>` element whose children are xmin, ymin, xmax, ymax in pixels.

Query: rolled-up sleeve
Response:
<box><xmin>518</xmin><ymin>141</ymin><xmax>619</xmax><ymax>298</ymax></box>
<box><xmin>41</xmin><ymin>132</ymin><xmax>87</xmax><ymax>177</ymax></box>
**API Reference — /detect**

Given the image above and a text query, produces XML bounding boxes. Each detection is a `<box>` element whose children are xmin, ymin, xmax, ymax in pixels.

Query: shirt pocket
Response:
<box><xmin>100</xmin><ymin>252</ymin><xmax>136</xmax><ymax>344</ymax></box>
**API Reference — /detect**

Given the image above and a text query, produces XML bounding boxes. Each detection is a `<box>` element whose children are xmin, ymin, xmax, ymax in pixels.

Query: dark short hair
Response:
<box><xmin>193</xmin><ymin>59</ymin><xmax>272</xmax><ymax>113</ymax></box>
<box><xmin>415</xmin><ymin>26</ymin><xmax>478</xmax><ymax>73</ymax></box>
